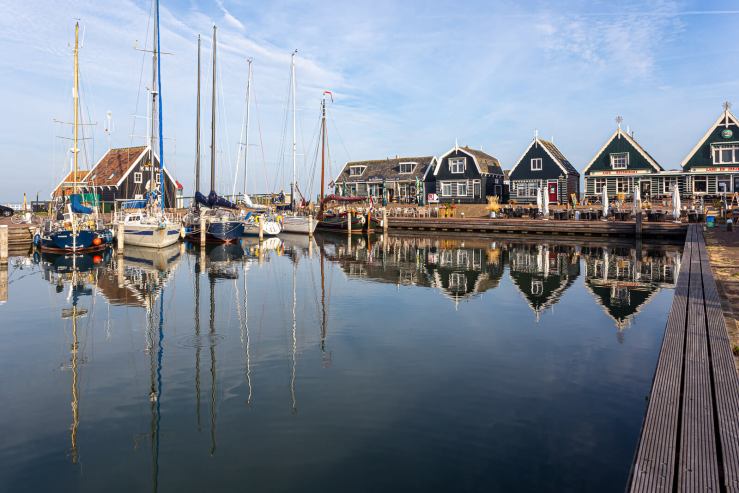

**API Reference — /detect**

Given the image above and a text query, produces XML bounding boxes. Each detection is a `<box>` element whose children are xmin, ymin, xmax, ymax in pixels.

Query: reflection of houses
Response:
<box><xmin>582</xmin><ymin>246</ymin><xmax>680</xmax><ymax>330</ymax></box>
<box><xmin>508</xmin><ymin>243</ymin><xmax>580</xmax><ymax>319</ymax></box>
<box><xmin>333</xmin><ymin>156</ymin><xmax>437</xmax><ymax>204</ymax></box>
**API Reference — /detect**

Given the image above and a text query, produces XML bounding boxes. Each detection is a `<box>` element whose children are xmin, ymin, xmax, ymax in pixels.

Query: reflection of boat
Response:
<box><xmin>124</xmin><ymin>243</ymin><xmax>181</xmax><ymax>272</ymax></box>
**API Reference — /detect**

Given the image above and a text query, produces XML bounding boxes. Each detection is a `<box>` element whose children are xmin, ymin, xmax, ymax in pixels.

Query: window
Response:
<box><xmin>593</xmin><ymin>178</ymin><xmax>606</xmax><ymax>194</ymax></box>
<box><xmin>368</xmin><ymin>183</ymin><xmax>381</xmax><ymax>196</ymax></box>
<box><xmin>449</xmin><ymin>157</ymin><xmax>466</xmax><ymax>174</ymax></box>
<box><xmin>717</xmin><ymin>174</ymin><xmax>731</xmax><ymax>193</ymax></box>
<box><xmin>527</xmin><ymin>183</ymin><xmax>539</xmax><ymax>197</ymax></box>
<box><xmin>531</xmin><ymin>158</ymin><xmax>542</xmax><ymax>171</ymax></box>
<box><xmin>610</xmin><ymin>152</ymin><xmax>629</xmax><ymax>169</ymax></box>
<box><xmin>693</xmin><ymin>176</ymin><xmax>707</xmax><ymax>193</ymax></box>
<box><xmin>616</xmin><ymin>178</ymin><xmax>629</xmax><ymax>193</ymax></box>
<box><xmin>155</xmin><ymin>172</ymin><xmax>161</xmax><ymax>184</ymax></box>
<box><xmin>473</xmin><ymin>180</ymin><xmax>481</xmax><ymax>197</ymax></box>
<box><xmin>134</xmin><ymin>172</ymin><xmax>143</xmax><ymax>184</ymax></box>
<box><xmin>399</xmin><ymin>162</ymin><xmax>416</xmax><ymax>174</ymax></box>
<box><xmin>349</xmin><ymin>166</ymin><xmax>366</xmax><ymax>176</ymax></box>
<box><xmin>663</xmin><ymin>177</ymin><xmax>678</xmax><ymax>194</ymax></box>
<box><xmin>457</xmin><ymin>182</ymin><xmax>468</xmax><ymax>196</ymax></box>
<box><xmin>441</xmin><ymin>182</ymin><xmax>452</xmax><ymax>196</ymax></box>
<box><xmin>712</xmin><ymin>143</ymin><xmax>739</xmax><ymax>165</ymax></box>
<box><xmin>449</xmin><ymin>272</ymin><xmax>467</xmax><ymax>292</ymax></box>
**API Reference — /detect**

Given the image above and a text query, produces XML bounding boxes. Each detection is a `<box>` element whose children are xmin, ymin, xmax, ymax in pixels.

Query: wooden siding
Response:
<box><xmin>586</xmin><ymin>133</ymin><xmax>659</xmax><ymax>174</ymax></box>
<box><xmin>683</xmin><ymin>120</ymin><xmax>739</xmax><ymax>170</ymax></box>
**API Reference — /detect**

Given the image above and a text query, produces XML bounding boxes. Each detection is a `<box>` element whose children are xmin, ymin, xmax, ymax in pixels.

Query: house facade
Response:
<box><xmin>52</xmin><ymin>146</ymin><xmax>181</xmax><ymax>210</ymax></box>
<box><xmin>680</xmin><ymin>103</ymin><xmax>739</xmax><ymax>197</ymax></box>
<box><xmin>508</xmin><ymin>136</ymin><xmax>580</xmax><ymax>204</ymax></box>
<box><xmin>583</xmin><ymin>123</ymin><xmax>664</xmax><ymax>200</ymax></box>
<box><xmin>333</xmin><ymin>156</ymin><xmax>436</xmax><ymax>204</ymax></box>
<box><xmin>429</xmin><ymin>145</ymin><xmax>504</xmax><ymax>204</ymax></box>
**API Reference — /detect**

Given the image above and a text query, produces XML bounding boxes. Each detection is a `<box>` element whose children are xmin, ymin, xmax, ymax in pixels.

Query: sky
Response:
<box><xmin>0</xmin><ymin>0</ymin><xmax>738</xmax><ymax>200</ymax></box>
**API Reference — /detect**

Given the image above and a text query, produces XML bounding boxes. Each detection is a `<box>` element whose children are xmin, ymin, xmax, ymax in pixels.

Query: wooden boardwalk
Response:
<box><xmin>630</xmin><ymin>224</ymin><xmax>739</xmax><ymax>492</ymax></box>
<box><xmin>387</xmin><ymin>217</ymin><xmax>687</xmax><ymax>238</ymax></box>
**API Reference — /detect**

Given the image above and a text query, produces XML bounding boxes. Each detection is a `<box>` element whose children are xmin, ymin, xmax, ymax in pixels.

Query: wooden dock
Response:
<box><xmin>386</xmin><ymin>217</ymin><xmax>687</xmax><ymax>238</ymax></box>
<box><xmin>629</xmin><ymin>224</ymin><xmax>739</xmax><ymax>492</ymax></box>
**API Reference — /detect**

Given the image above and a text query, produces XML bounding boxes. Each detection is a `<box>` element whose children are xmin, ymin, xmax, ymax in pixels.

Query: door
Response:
<box><xmin>734</xmin><ymin>175</ymin><xmax>739</xmax><ymax>194</ymax></box>
<box><xmin>548</xmin><ymin>181</ymin><xmax>558</xmax><ymax>203</ymax></box>
<box><xmin>640</xmin><ymin>180</ymin><xmax>651</xmax><ymax>199</ymax></box>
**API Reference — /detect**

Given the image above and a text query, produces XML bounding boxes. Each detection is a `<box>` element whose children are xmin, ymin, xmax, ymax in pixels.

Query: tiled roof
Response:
<box><xmin>86</xmin><ymin>146</ymin><xmax>147</xmax><ymax>186</ymax></box>
<box><xmin>337</xmin><ymin>156</ymin><xmax>434</xmax><ymax>183</ymax></box>
<box><xmin>52</xmin><ymin>170</ymin><xmax>90</xmax><ymax>197</ymax></box>
<box><xmin>539</xmin><ymin>140</ymin><xmax>579</xmax><ymax>175</ymax></box>
<box><xmin>460</xmin><ymin>146</ymin><xmax>503</xmax><ymax>175</ymax></box>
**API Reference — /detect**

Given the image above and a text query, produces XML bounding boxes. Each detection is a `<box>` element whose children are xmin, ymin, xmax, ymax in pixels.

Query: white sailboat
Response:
<box><xmin>118</xmin><ymin>0</ymin><xmax>179</xmax><ymax>249</ymax></box>
<box><xmin>281</xmin><ymin>50</ymin><xmax>317</xmax><ymax>235</ymax></box>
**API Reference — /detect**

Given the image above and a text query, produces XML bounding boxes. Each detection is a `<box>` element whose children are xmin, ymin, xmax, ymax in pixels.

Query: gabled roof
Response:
<box><xmin>52</xmin><ymin>170</ymin><xmax>90</xmax><ymax>197</ymax></box>
<box><xmin>335</xmin><ymin>156</ymin><xmax>435</xmax><ymax>183</ymax></box>
<box><xmin>582</xmin><ymin>128</ymin><xmax>663</xmax><ymax>174</ymax></box>
<box><xmin>434</xmin><ymin>145</ymin><xmax>503</xmax><ymax>176</ymax></box>
<box><xmin>509</xmin><ymin>136</ymin><xmax>579</xmax><ymax>176</ymax></box>
<box><xmin>86</xmin><ymin>146</ymin><xmax>147</xmax><ymax>187</ymax></box>
<box><xmin>680</xmin><ymin>107</ymin><xmax>739</xmax><ymax>168</ymax></box>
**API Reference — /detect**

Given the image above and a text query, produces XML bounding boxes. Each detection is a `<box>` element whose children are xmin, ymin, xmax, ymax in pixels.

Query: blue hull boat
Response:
<box><xmin>35</xmin><ymin>229</ymin><xmax>113</xmax><ymax>253</ymax></box>
<box><xmin>185</xmin><ymin>220</ymin><xmax>243</xmax><ymax>243</ymax></box>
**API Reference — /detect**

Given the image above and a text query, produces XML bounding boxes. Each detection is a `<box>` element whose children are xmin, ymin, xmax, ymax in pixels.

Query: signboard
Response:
<box><xmin>722</xmin><ymin>128</ymin><xmax>733</xmax><ymax>139</ymax></box>
<box><xmin>692</xmin><ymin>166</ymin><xmax>739</xmax><ymax>173</ymax></box>
<box><xmin>427</xmin><ymin>193</ymin><xmax>439</xmax><ymax>203</ymax></box>
<box><xmin>588</xmin><ymin>169</ymin><xmax>651</xmax><ymax>176</ymax></box>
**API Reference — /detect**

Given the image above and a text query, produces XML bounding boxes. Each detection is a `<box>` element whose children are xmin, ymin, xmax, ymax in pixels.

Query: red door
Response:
<box><xmin>548</xmin><ymin>182</ymin><xmax>558</xmax><ymax>203</ymax></box>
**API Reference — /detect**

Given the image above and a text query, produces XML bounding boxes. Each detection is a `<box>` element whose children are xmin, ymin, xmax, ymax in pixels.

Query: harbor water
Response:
<box><xmin>0</xmin><ymin>233</ymin><xmax>682</xmax><ymax>492</ymax></box>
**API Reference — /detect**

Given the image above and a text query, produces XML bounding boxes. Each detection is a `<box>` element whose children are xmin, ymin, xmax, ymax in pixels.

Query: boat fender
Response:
<box><xmin>33</xmin><ymin>234</ymin><xmax>41</xmax><ymax>246</ymax></box>
<box><xmin>92</xmin><ymin>237</ymin><xmax>102</xmax><ymax>246</ymax></box>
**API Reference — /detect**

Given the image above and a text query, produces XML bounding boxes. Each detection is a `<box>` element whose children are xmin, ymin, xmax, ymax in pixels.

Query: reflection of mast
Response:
<box><xmin>208</xmin><ymin>275</ymin><xmax>217</xmax><ymax>455</ymax></box>
<box><xmin>235</xmin><ymin>269</ymin><xmax>252</xmax><ymax>406</ymax></box>
<box><xmin>69</xmin><ymin>302</ymin><xmax>80</xmax><ymax>464</ymax></box>
<box><xmin>194</xmin><ymin>260</ymin><xmax>202</xmax><ymax>430</ymax></box>
<box><xmin>290</xmin><ymin>260</ymin><xmax>297</xmax><ymax>413</ymax></box>
<box><xmin>319</xmin><ymin>241</ymin><xmax>327</xmax><ymax>353</ymax></box>
<box><xmin>149</xmin><ymin>287</ymin><xmax>164</xmax><ymax>493</ymax></box>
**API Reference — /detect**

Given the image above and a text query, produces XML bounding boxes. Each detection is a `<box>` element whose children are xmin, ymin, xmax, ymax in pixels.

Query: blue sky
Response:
<box><xmin>0</xmin><ymin>0</ymin><xmax>737</xmax><ymax>200</ymax></box>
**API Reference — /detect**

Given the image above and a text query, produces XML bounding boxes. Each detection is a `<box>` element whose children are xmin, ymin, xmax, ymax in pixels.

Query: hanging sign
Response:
<box><xmin>722</xmin><ymin>128</ymin><xmax>733</xmax><ymax>139</ymax></box>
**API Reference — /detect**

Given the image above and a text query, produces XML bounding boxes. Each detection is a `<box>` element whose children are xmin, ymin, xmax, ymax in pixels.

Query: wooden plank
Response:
<box><xmin>679</xmin><ymin>225</ymin><xmax>720</xmax><ymax>491</ymax></box>
<box><xmin>630</xmin><ymin>226</ymin><xmax>694</xmax><ymax>492</ymax></box>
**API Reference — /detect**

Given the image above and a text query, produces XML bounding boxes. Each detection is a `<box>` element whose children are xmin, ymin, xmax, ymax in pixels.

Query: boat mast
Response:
<box><xmin>210</xmin><ymin>25</ymin><xmax>217</xmax><ymax>193</ymax></box>
<box><xmin>149</xmin><ymin>11</ymin><xmax>158</xmax><ymax>200</ymax></box>
<box><xmin>318</xmin><ymin>96</ymin><xmax>326</xmax><ymax>215</ymax></box>
<box><xmin>291</xmin><ymin>50</ymin><xmax>297</xmax><ymax>211</ymax></box>
<box><xmin>242</xmin><ymin>58</ymin><xmax>252</xmax><ymax>196</ymax></box>
<box><xmin>155</xmin><ymin>0</ymin><xmax>165</xmax><ymax>211</ymax></box>
<box><xmin>195</xmin><ymin>35</ymin><xmax>201</xmax><ymax>194</ymax></box>
<box><xmin>73</xmin><ymin>22</ymin><xmax>80</xmax><ymax>196</ymax></box>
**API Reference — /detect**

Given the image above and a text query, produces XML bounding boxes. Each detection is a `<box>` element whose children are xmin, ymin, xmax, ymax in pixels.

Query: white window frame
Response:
<box><xmin>457</xmin><ymin>182</ymin><xmax>468</xmax><ymax>196</ymax></box>
<box><xmin>717</xmin><ymin>174</ymin><xmax>731</xmax><ymax>193</ymax></box>
<box><xmin>711</xmin><ymin>143</ymin><xmax>739</xmax><ymax>165</ymax></box>
<box><xmin>134</xmin><ymin>172</ymin><xmax>143</xmax><ymax>184</ymax></box>
<box><xmin>616</xmin><ymin>177</ymin><xmax>629</xmax><ymax>193</ymax></box>
<box><xmin>449</xmin><ymin>272</ymin><xmax>467</xmax><ymax>291</ymax></box>
<box><xmin>610</xmin><ymin>152</ymin><xmax>629</xmax><ymax>170</ymax></box>
<box><xmin>449</xmin><ymin>157</ymin><xmax>466</xmax><ymax>174</ymax></box>
<box><xmin>398</xmin><ymin>162</ymin><xmax>416</xmax><ymax>174</ymax></box>
<box><xmin>593</xmin><ymin>178</ymin><xmax>606</xmax><ymax>195</ymax></box>
<box><xmin>531</xmin><ymin>158</ymin><xmax>542</xmax><ymax>171</ymax></box>
<box><xmin>155</xmin><ymin>172</ymin><xmax>161</xmax><ymax>185</ymax></box>
<box><xmin>441</xmin><ymin>182</ymin><xmax>452</xmax><ymax>197</ymax></box>
<box><xmin>349</xmin><ymin>166</ymin><xmax>366</xmax><ymax>176</ymax></box>
<box><xmin>663</xmin><ymin>177</ymin><xmax>678</xmax><ymax>194</ymax></box>
<box><xmin>693</xmin><ymin>176</ymin><xmax>707</xmax><ymax>193</ymax></box>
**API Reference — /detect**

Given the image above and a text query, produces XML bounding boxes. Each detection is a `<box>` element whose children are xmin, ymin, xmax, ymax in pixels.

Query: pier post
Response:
<box><xmin>200</xmin><ymin>213</ymin><xmax>207</xmax><ymax>245</ymax></box>
<box><xmin>635</xmin><ymin>211</ymin><xmax>642</xmax><ymax>239</ymax></box>
<box><xmin>117</xmin><ymin>255</ymin><xmax>125</xmax><ymax>288</ymax></box>
<box><xmin>0</xmin><ymin>263</ymin><xmax>7</xmax><ymax>303</ymax></box>
<box><xmin>383</xmin><ymin>208</ymin><xmax>388</xmax><ymax>233</ymax></box>
<box><xmin>308</xmin><ymin>215</ymin><xmax>314</xmax><ymax>237</ymax></box>
<box><xmin>347</xmin><ymin>211</ymin><xmax>352</xmax><ymax>236</ymax></box>
<box><xmin>116</xmin><ymin>222</ymin><xmax>124</xmax><ymax>253</ymax></box>
<box><xmin>259</xmin><ymin>218</ymin><xmax>264</xmax><ymax>241</ymax></box>
<box><xmin>0</xmin><ymin>225</ymin><xmax>7</xmax><ymax>265</ymax></box>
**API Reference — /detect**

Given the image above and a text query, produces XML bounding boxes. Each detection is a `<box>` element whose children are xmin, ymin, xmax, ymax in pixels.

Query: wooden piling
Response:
<box><xmin>258</xmin><ymin>217</ymin><xmax>264</xmax><ymax>241</ymax></box>
<box><xmin>116</xmin><ymin>222</ymin><xmax>124</xmax><ymax>253</ymax></box>
<box><xmin>0</xmin><ymin>225</ymin><xmax>8</xmax><ymax>265</ymax></box>
<box><xmin>0</xmin><ymin>264</ymin><xmax>7</xmax><ymax>303</ymax></box>
<box><xmin>347</xmin><ymin>211</ymin><xmax>352</xmax><ymax>235</ymax></box>
<box><xmin>383</xmin><ymin>208</ymin><xmax>388</xmax><ymax>233</ymax></box>
<box><xmin>200</xmin><ymin>212</ymin><xmax>207</xmax><ymax>245</ymax></box>
<box><xmin>116</xmin><ymin>255</ymin><xmax>125</xmax><ymax>288</ymax></box>
<box><xmin>308</xmin><ymin>215</ymin><xmax>314</xmax><ymax>237</ymax></box>
<box><xmin>635</xmin><ymin>211</ymin><xmax>642</xmax><ymax>238</ymax></box>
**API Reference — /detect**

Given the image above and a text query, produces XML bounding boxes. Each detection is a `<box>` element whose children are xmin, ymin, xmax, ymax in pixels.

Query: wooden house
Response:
<box><xmin>583</xmin><ymin>121</ymin><xmax>664</xmax><ymax>200</ymax></box>
<box><xmin>333</xmin><ymin>156</ymin><xmax>437</xmax><ymax>204</ymax></box>
<box><xmin>679</xmin><ymin>102</ymin><xmax>739</xmax><ymax>197</ymax></box>
<box><xmin>508</xmin><ymin>135</ymin><xmax>580</xmax><ymax>204</ymax></box>
<box><xmin>430</xmin><ymin>145</ymin><xmax>504</xmax><ymax>204</ymax></box>
<box><xmin>51</xmin><ymin>145</ymin><xmax>181</xmax><ymax>210</ymax></box>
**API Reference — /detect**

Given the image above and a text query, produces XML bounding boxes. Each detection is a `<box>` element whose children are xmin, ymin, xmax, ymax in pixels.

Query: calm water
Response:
<box><xmin>0</xmin><ymin>233</ymin><xmax>682</xmax><ymax>492</ymax></box>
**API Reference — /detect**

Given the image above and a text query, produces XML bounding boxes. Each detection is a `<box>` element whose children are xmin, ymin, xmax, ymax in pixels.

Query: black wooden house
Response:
<box><xmin>508</xmin><ymin>135</ymin><xmax>580</xmax><ymax>204</ymax></box>
<box><xmin>429</xmin><ymin>145</ymin><xmax>504</xmax><ymax>204</ymax></box>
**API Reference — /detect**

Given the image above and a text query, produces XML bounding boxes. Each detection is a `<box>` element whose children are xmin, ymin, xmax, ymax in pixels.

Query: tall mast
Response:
<box><xmin>210</xmin><ymin>25</ymin><xmax>217</xmax><ymax>193</ymax></box>
<box><xmin>319</xmin><ymin>96</ymin><xmax>326</xmax><ymax>212</ymax></box>
<box><xmin>73</xmin><ymin>22</ymin><xmax>80</xmax><ymax>195</ymax></box>
<box><xmin>243</xmin><ymin>60</ymin><xmax>253</xmax><ymax>196</ymax></box>
<box><xmin>291</xmin><ymin>50</ymin><xmax>297</xmax><ymax>210</ymax></box>
<box><xmin>195</xmin><ymin>35</ymin><xmax>201</xmax><ymax>193</ymax></box>
<box><xmin>155</xmin><ymin>0</ymin><xmax>165</xmax><ymax>211</ymax></box>
<box><xmin>149</xmin><ymin>14</ymin><xmax>158</xmax><ymax>197</ymax></box>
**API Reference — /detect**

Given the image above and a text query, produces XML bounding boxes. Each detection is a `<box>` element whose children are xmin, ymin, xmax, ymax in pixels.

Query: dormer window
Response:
<box><xmin>349</xmin><ymin>166</ymin><xmax>366</xmax><ymax>176</ymax></box>
<box><xmin>712</xmin><ymin>143</ymin><xmax>739</xmax><ymax>165</ymax></box>
<box><xmin>610</xmin><ymin>152</ymin><xmax>629</xmax><ymax>169</ymax></box>
<box><xmin>399</xmin><ymin>162</ymin><xmax>416</xmax><ymax>174</ymax></box>
<box><xmin>449</xmin><ymin>157</ymin><xmax>466</xmax><ymax>174</ymax></box>
<box><xmin>531</xmin><ymin>158</ymin><xmax>542</xmax><ymax>171</ymax></box>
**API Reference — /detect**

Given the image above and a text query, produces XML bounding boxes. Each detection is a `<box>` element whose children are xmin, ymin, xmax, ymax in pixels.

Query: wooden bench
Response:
<box><xmin>629</xmin><ymin>224</ymin><xmax>739</xmax><ymax>492</ymax></box>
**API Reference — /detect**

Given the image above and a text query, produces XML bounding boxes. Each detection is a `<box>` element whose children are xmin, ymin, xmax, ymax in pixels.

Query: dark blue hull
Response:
<box><xmin>185</xmin><ymin>221</ymin><xmax>243</xmax><ymax>243</ymax></box>
<box><xmin>36</xmin><ymin>229</ymin><xmax>113</xmax><ymax>253</ymax></box>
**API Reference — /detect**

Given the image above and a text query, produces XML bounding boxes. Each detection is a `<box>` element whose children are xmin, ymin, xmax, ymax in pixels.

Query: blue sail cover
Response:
<box><xmin>69</xmin><ymin>194</ymin><xmax>93</xmax><ymax>214</ymax></box>
<box><xmin>121</xmin><ymin>191</ymin><xmax>157</xmax><ymax>209</ymax></box>
<box><xmin>207</xmin><ymin>190</ymin><xmax>238</xmax><ymax>210</ymax></box>
<box><xmin>194</xmin><ymin>191</ymin><xmax>210</xmax><ymax>208</ymax></box>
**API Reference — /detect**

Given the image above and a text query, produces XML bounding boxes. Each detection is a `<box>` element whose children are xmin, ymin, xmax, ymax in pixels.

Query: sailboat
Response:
<box><xmin>35</xmin><ymin>22</ymin><xmax>113</xmax><ymax>253</ymax></box>
<box><xmin>232</xmin><ymin>58</ymin><xmax>282</xmax><ymax>237</ymax></box>
<box><xmin>280</xmin><ymin>51</ymin><xmax>316</xmax><ymax>235</ymax></box>
<box><xmin>117</xmin><ymin>0</ymin><xmax>180</xmax><ymax>249</ymax></box>
<box><xmin>182</xmin><ymin>27</ymin><xmax>244</xmax><ymax>243</ymax></box>
<box><xmin>316</xmin><ymin>93</ymin><xmax>371</xmax><ymax>233</ymax></box>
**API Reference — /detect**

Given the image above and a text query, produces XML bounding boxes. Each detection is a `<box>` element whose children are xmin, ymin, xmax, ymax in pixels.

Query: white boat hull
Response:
<box><xmin>243</xmin><ymin>220</ymin><xmax>281</xmax><ymax>237</ymax></box>
<box><xmin>280</xmin><ymin>216</ymin><xmax>317</xmax><ymax>234</ymax></box>
<box><xmin>122</xmin><ymin>223</ymin><xmax>181</xmax><ymax>248</ymax></box>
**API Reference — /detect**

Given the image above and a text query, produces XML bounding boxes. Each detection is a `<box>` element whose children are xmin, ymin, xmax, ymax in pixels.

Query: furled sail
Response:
<box><xmin>207</xmin><ymin>190</ymin><xmax>238</xmax><ymax>209</ymax></box>
<box><xmin>69</xmin><ymin>194</ymin><xmax>93</xmax><ymax>214</ymax></box>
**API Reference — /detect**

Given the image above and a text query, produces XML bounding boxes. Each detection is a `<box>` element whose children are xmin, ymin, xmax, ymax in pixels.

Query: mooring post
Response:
<box><xmin>200</xmin><ymin>213</ymin><xmax>207</xmax><ymax>245</ymax></box>
<box><xmin>383</xmin><ymin>207</ymin><xmax>388</xmax><ymax>233</ymax></box>
<box><xmin>116</xmin><ymin>222</ymin><xmax>125</xmax><ymax>253</ymax></box>
<box><xmin>347</xmin><ymin>211</ymin><xmax>352</xmax><ymax>236</ymax></box>
<box><xmin>259</xmin><ymin>218</ymin><xmax>264</xmax><ymax>241</ymax></box>
<box><xmin>0</xmin><ymin>225</ymin><xmax>7</xmax><ymax>265</ymax></box>
<box><xmin>308</xmin><ymin>215</ymin><xmax>314</xmax><ymax>237</ymax></box>
<box><xmin>117</xmin><ymin>255</ymin><xmax>125</xmax><ymax>288</ymax></box>
<box><xmin>635</xmin><ymin>211</ymin><xmax>642</xmax><ymax>239</ymax></box>
<box><xmin>0</xmin><ymin>262</ymin><xmax>7</xmax><ymax>303</ymax></box>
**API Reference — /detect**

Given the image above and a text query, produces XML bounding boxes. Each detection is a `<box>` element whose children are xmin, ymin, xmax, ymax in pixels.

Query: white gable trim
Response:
<box><xmin>422</xmin><ymin>157</ymin><xmax>437</xmax><ymax>181</ymax></box>
<box><xmin>113</xmin><ymin>147</ymin><xmax>150</xmax><ymax>188</ymax></box>
<box><xmin>680</xmin><ymin>109</ymin><xmax>739</xmax><ymax>168</ymax></box>
<box><xmin>509</xmin><ymin>137</ymin><xmax>571</xmax><ymax>177</ymax></box>
<box><xmin>433</xmin><ymin>146</ymin><xmax>482</xmax><ymax>176</ymax></box>
<box><xmin>582</xmin><ymin>129</ymin><xmax>661</xmax><ymax>174</ymax></box>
